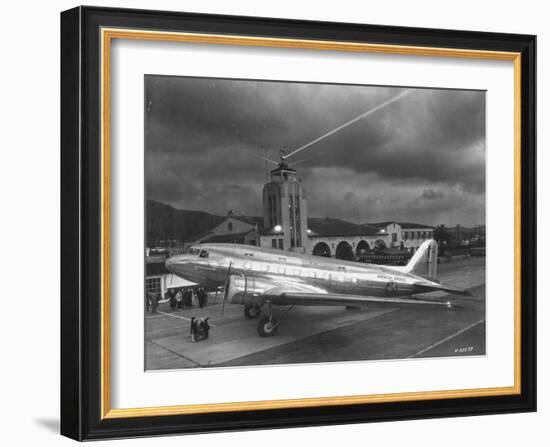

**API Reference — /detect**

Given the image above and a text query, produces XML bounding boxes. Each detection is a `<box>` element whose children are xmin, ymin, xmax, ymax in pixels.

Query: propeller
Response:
<box><xmin>221</xmin><ymin>261</ymin><xmax>232</xmax><ymax>318</ymax></box>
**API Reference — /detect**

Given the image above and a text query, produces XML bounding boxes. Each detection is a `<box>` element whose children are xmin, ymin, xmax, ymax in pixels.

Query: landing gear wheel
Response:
<box><xmin>257</xmin><ymin>316</ymin><xmax>279</xmax><ymax>337</ymax></box>
<box><xmin>244</xmin><ymin>305</ymin><xmax>261</xmax><ymax>319</ymax></box>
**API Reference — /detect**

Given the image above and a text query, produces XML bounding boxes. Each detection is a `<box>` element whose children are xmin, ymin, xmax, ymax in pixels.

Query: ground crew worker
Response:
<box><xmin>190</xmin><ymin>317</ymin><xmax>198</xmax><ymax>342</ymax></box>
<box><xmin>175</xmin><ymin>289</ymin><xmax>183</xmax><ymax>310</ymax></box>
<box><xmin>151</xmin><ymin>292</ymin><xmax>158</xmax><ymax>313</ymax></box>
<box><xmin>202</xmin><ymin>317</ymin><xmax>210</xmax><ymax>339</ymax></box>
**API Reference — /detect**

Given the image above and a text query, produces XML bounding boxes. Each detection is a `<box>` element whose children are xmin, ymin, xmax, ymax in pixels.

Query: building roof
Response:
<box><xmin>196</xmin><ymin>215</ymin><xmax>434</xmax><ymax>241</ymax></box>
<box><xmin>308</xmin><ymin>218</ymin><xmax>381</xmax><ymax>237</ymax></box>
<box><xmin>365</xmin><ymin>221</ymin><xmax>434</xmax><ymax>230</ymax></box>
<box><xmin>399</xmin><ymin>222</ymin><xmax>434</xmax><ymax>229</ymax></box>
<box><xmin>231</xmin><ymin>215</ymin><xmax>264</xmax><ymax>227</ymax></box>
<box><xmin>199</xmin><ymin>231</ymin><xmax>254</xmax><ymax>244</ymax></box>
<box><xmin>192</xmin><ymin>215</ymin><xmax>264</xmax><ymax>242</ymax></box>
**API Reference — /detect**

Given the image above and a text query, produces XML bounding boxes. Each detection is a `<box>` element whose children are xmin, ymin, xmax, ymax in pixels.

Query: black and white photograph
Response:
<box><xmin>144</xmin><ymin>75</ymin><xmax>486</xmax><ymax>370</ymax></box>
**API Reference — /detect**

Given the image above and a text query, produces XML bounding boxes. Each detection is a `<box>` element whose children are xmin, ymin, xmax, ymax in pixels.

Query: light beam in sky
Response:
<box><xmin>284</xmin><ymin>89</ymin><xmax>412</xmax><ymax>161</ymax></box>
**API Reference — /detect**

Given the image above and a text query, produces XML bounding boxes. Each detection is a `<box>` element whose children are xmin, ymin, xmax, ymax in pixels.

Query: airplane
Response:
<box><xmin>165</xmin><ymin>239</ymin><xmax>471</xmax><ymax>337</ymax></box>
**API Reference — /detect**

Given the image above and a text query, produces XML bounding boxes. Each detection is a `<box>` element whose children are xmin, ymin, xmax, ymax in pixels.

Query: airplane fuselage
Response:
<box><xmin>165</xmin><ymin>243</ymin><xmax>432</xmax><ymax>299</ymax></box>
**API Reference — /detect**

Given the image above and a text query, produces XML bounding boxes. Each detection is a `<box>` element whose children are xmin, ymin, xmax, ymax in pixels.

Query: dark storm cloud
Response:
<box><xmin>145</xmin><ymin>76</ymin><xmax>486</xmax><ymax>226</ymax></box>
<box><xmin>421</xmin><ymin>188</ymin><xmax>445</xmax><ymax>200</ymax></box>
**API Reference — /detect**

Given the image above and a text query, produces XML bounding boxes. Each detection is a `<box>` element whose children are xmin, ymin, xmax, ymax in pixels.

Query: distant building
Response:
<box><xmin>366</xmin><ymin>222</ymin><xmax>435</xmax><ymax>251</ymax></box>
<box><xmin>192</xmin><ymin>161</ymin><xmax>434</xmax><ymax>259</ymax></box>
<box><xmin>195</xmin><ymin>214</ymin><xmax>262</xmax><ymax>246</ymax></box>
<box><xmin>145</xmin><ymin>162</ymin><xmax>436</xmax><ymax>296</ymax></box>
<box><xmin>261</xmin><ymin>162</ymin><xmax>308</xmax><ymax>253</ymax></box>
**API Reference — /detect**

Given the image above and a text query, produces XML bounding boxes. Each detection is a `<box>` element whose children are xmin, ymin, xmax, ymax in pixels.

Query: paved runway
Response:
<box><xmin>145</xmin><ymin>257</ymin><xmax>485</xmax><ymax>370</ymax></box>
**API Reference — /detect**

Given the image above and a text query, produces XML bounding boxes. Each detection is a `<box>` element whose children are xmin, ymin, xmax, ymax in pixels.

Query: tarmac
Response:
<box><xmin>145</xmin><ymin>256</ymin><xmax>486</xmax><ymax>370</ymax></box>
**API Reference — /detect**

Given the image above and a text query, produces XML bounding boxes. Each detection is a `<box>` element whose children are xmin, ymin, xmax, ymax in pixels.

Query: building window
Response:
<box><xmin>278</xmin><ymin>239</ymin><xmax>283</xmax><ymax>250</ymax></box>
<box><xmin>272</xmin><ymin>238</ymin><xmax>277</xmax><ymax>248</ymax></box>
<box><xmin>392</xmin><ymin>233</ymin><xmax>397</xmax><ymax>242</ymax></box>
<box><xmin>146</xmin><ymin>277</ymin><xmax>161</xmax><ymax>295</ymax></box>
<box><xmin>228</xmin><ymin>222</ymin><xmax>233</xmax><ymax>232</ymax></box>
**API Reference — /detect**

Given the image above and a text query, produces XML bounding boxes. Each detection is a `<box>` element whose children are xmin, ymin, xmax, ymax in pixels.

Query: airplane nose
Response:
<box><xmin>165</xmin><ymin>254</ymin><xmax>182</xmax><ymax>272</ymax></box>
<box><xmin>165</xmin><ymin>256</ymin><xmax>173</xmax><ymax>270</ymax></box>
<box><xmin>165</xmin><ymin>254</ymin><xmax>193</xmax><ymax>273</ymax></box>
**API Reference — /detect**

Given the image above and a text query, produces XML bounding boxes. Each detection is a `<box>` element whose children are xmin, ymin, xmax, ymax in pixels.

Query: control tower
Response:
<box><xmin>262</xmin><ymin>160</ymin><xmax>308</xmax><ymax>253</ymax></box>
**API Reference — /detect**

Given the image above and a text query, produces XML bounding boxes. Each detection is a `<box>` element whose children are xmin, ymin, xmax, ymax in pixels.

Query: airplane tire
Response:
<box><xmin>257</xmin><ymin>316</ymin><xmax>278</xmax><ymax>337</ymax></box>
<box><xmin>244</xmin><ymin>305</ymin><xmax>261</xmax><ymax>319</ymax></box>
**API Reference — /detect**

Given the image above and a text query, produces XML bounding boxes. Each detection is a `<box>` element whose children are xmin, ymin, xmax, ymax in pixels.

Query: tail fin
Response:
<box><xmin>403</xmin><ymin>239</ymin><xmax>438</xmax><ymax>281</ymax></box>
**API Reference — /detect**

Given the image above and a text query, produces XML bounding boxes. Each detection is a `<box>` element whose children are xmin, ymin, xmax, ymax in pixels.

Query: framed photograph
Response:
<box><xmin>60</xmin><ymin>6</ymin><xmax>536</xmax><ymax>440</ymax></box>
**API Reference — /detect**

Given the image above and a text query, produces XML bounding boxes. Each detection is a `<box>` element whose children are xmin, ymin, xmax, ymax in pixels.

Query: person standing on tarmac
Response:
<box><xmin>197</xmin><ymin>287</ymin><xmax>205</xmax><ymax>308</ymax></box>
<box><xmin>169</xmin><ymin>289</ymin><xmax>176</xmax><ymax>310</ymax></box>
<box><xmin>175</xmin><ymin>289</ymin><xmax>183</xmax><ymax>310</ymax></box>
<box><xmin>151</xmin><ymin>292</ymin><xmax>158</xmax><ymax>313</ymax></box>
<box><xmin>202</xmin><ymin>317</ymin><xmax>210</xmax><ymax>339</ymax></box>
<box><xmin>190</xmin><ymin>317</ymin><xmax>198</xmax><ymax>342</ymax></box>
<box><xmin>185</xmin><ymin>288</ymin><xmax>193</xmax><ymax>308</ymax></box>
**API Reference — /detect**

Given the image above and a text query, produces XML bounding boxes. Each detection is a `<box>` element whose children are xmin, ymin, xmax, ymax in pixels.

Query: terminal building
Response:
<box><xmin>195</xmin><ymin>161</ymin><xmax>434</xmax><ymax>260</ymax></box>
<box><xmin>146</xmin><ymin>161</ymin><xmax>434</xmax><ymax>298</ymax></box>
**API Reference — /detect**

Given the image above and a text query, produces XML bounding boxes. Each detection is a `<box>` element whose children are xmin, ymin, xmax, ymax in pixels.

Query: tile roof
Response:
<box><xmin>365</xmin><ymin>221</ymin><xmax>434</xmax><ymax>230</ymax></box>
<box><xmin>231</xmin><ymin>215</ymin><xmax>264</xmax><ymax>227</ymax></box>
<box><xmin>199</xmin><ymin>231</ymin><xmax>254</xmax><ymax>244</ymax></box>
<box><xmin>308</xmin><ymin>218</ymin><xmax>381</xmax><ymax>237</ymax></box>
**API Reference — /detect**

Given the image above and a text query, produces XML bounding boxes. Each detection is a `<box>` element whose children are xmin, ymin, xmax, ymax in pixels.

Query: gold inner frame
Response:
<box><xmin>100</xmin><ymin>27</ymin><xmax>522</xmax><ymax>419</ymax></box>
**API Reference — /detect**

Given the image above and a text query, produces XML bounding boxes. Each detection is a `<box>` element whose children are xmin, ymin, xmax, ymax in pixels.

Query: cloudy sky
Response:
<box><xmin>145</xmin><ymin>76</ymin><xmax>485</xmax><ymax>227</ymax></box>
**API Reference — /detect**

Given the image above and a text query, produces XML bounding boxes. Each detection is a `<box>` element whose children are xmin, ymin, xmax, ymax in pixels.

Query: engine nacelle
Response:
<box><xmin>225</xmin><ymin>274</ymin><xmax>270</xmax><ymax>306</ymax></box>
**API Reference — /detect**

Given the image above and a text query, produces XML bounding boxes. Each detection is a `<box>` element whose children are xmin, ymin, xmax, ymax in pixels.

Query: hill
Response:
<box><xmin>146</xmin><ymin>200</ymin><xmax>226</xmax><ymax>245</ymax></box>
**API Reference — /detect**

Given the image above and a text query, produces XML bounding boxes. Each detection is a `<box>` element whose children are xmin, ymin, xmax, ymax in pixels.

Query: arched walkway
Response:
<box><xmin>355</xmin><ymin>240</ymin><xmax>370</xmax><ymax>257</ymax></box>
<box><xmin>335</xmin><ymin>241</ymin><xmax>354</xmax><ymax>261</ymax></box>
<box><xmin>312</xmin><ymin>242</ymin><xmax>331</xmax><ymax>258</ymax></box>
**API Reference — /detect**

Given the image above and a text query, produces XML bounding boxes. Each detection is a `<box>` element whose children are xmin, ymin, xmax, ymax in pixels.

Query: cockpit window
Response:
<box><xmin>199</xmin><ymin>250</ymin><xmax>209</xmax><ymax>258</ymax></box>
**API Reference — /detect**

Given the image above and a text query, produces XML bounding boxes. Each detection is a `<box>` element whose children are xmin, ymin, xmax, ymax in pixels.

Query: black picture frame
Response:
<box><xmin>61</xmin><ymin>5</ymin><xmax>536</xmax><ymax>441</ymax></box>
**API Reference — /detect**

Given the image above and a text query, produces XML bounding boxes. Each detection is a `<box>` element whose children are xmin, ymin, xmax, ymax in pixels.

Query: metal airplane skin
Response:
<box><xmin>165</xmin><ymin>239</ymin><xmax>470</xmax><ymax>337</ymax></box>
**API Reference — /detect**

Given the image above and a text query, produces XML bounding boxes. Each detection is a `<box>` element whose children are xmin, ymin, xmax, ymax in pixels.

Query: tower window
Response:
<box><xmin>228</xmin><ymin>222</ymin><xmax>233</xmax><ymax>232</ymax></box>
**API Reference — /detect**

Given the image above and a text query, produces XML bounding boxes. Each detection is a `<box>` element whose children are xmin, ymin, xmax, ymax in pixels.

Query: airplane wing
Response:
<box><xmin>227</xmin><ymin>274</ymin><xmax>453</xmax><ymax>309</ymax></box>
<box><xmin>412</xmin><ymin>281</ymin><xmax>472</xmax><ymax>297</ymax></box>
<box><xmin>264</xmin><ymin>292</ymin><xmax>452</xmax><ymax>308</ymax></box>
